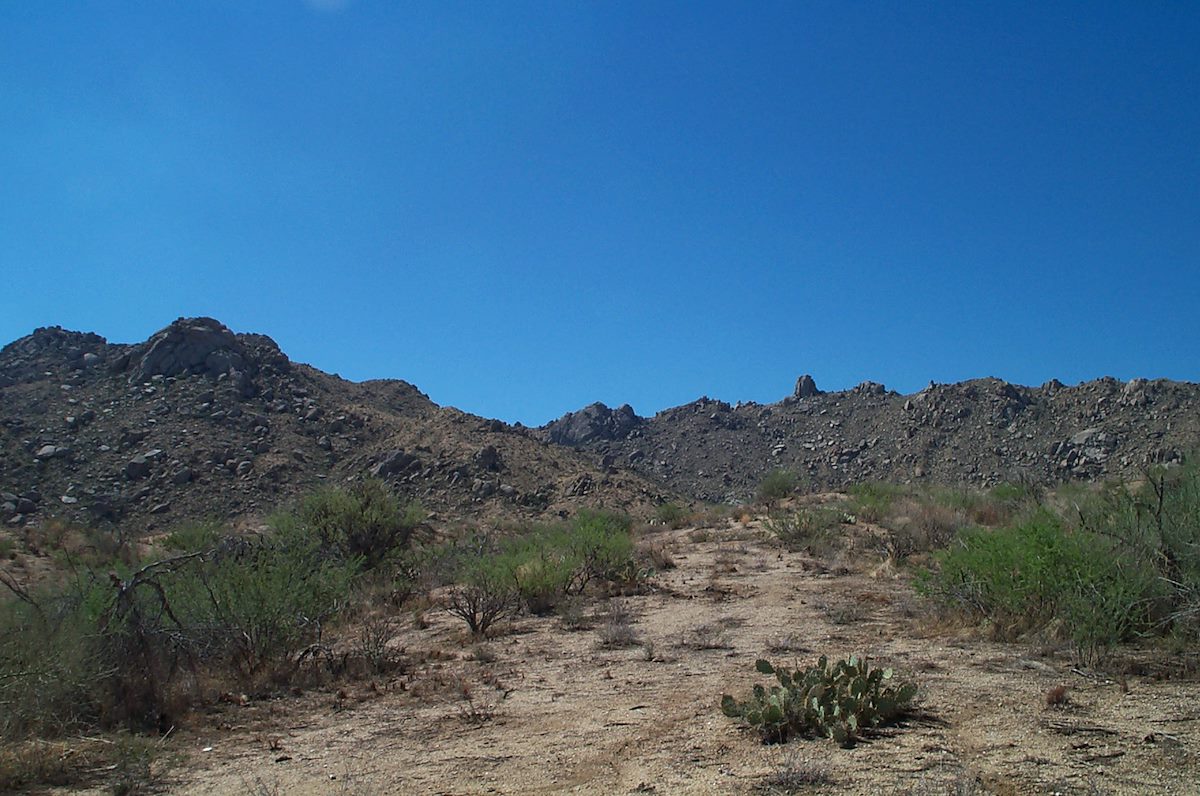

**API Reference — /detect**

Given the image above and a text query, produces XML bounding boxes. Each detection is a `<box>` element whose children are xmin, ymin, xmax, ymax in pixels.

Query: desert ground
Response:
<box><xmin>77</xmin><ymin>512</ymin><xmax>1200</xmax><ymax>796</ymax></box>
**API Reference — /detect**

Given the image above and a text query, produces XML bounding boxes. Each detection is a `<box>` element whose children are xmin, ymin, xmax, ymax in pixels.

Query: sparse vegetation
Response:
<box><xmin>757</xmin><ymin>469</ymin><xmax>798</xmax><ymax>505</ymax></box>
<box><xmin>0</xmin><ymin>479</ymin><xmax>418</xmax><ymax>790</ymax></box>
<box><xmin>721</xmin><ymin>656</ymin><xmax>918</xmax><ymax>747</ymax></box>
<box><xmin>441</xmin><ymin>509</ymin><xmax>637</xmax><ymax>633</ymax></box>
<box><xmin>763</xmin><ymin>507</ymin><xmax>844</xmax><ymax>553</ymax></box>
<box><xmin>654</xmin><ymin>502</ymin><xmax>688</xmax><ymax>529</ymax></box>
<box><xmin>597</xmin><ymin>599</ymin><xmax>640</xmax><ymax>648</ymax></box>
<box><xmin>759</xmin><ymin>753</ymin><xmax>833</xmax><ymax>793</ymax></box>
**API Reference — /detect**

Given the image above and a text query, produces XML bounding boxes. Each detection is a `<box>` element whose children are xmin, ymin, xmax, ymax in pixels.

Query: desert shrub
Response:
<box><xmin>1</xmin><ymin>522</ymin><xmax>361</xmax><ymax>738</ymax></box>
<box><xmin>161</xmin><ymin>520</ymin><xmax>224</xmax><ymax>553</ymax></box>
<box><xmin>596</xmin><ymin>599</ymin><xmax>640</xmax><ymax>648</ymax></box>
<box><xmin>885</xmin><ymin>498</ymin><xmax>966</xmax><ymax>558</ymax></box>
<box><xmin>1080</xmin><ymin>463</ymin><xmax>1200</xmax><ymax>642</ymax></box>
<box><xmin>761</xmin><ymin>753</ymin><xmax>833</xmax><ymax>792</ymax></box>
<box><xmin>0</xmin><ymin>734</ymin><xmax>166</xmax><ymax>794</ymax></box>
<box><xmin>644</xmin><ymin>542</ymin><xmax>676</xmax><ymax>571</ymax></box>
<box><xmin>164</xmin><ymin>533</ymin><xmax>358</xmax><ymax>684</ymax></box>
<box><xmin>920</xmin><ymin>511</ymin><xmax>1160</xmax><ymax>663</ymax></box>
<box><xmin>0</xmin><ymin>579</ymin><xmax>109</xmax><ymax>739</ymax></box>
<box><xmin>846</xmin><ymin>482</ymin><xmax>908</xmax><ymax>523</ymax></box>
<box><xmin>721</xmin><ymin>656</ymin><xmax>917</xmax><ymax>746</ymax></box>
<box><xmin>495</xmin><ymin>510</ymin><xmax>636</xmax><ymax>616</ymax></box>
<box><xmin>654</xmin><ymin>502</ymin><xmax>688</xmax><ymax>529</ymax></box>
<box><xmin>284</xmin><ymin>478</ymin><xmax>422</xmax><ymax>569</ymax></box>
<box><xmin>443</xmin><ymin>533</ymin><xmax>520</xmax><ymax>636</ymax></box>
<box><xmin>508</xmin><ymin>546</ymin><xmax>575</xmax><ymax>615</ymax></box>
<box><xmin>566</xmin><ymin>509</ymin><xmax>637</xmax><ymax>585</ymax></box>
<box><xmin>757</xmin><ymin>469</ymin><xmax>798</xmax><ymax>505</ymax></box>
<box><xmin>763</xmin><ymin>507</ymin><xmax>843</xmax><ymax>553</ymax></box>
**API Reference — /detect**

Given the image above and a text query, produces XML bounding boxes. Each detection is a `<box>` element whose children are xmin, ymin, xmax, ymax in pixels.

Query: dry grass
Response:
<box><xmin>596</xmin><ymin>599</ymin><xmax>640</xmax><ymax>648</ymax></box>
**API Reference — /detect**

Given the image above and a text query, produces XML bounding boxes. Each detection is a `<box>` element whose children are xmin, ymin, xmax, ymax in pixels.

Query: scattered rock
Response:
<box><xmin>125</xmin><ymin>456</ymin><xmax>151</xmax><ymax>480</ymax></box>
<box><xmin>474</xmin><ymin>445</ymin><xmax>503</xmax><ymax>472</ymax></box>
<box><xmin>371</xmin><ymin>450</ymin><xmax>419</xmax><ymax>478</ymax></box>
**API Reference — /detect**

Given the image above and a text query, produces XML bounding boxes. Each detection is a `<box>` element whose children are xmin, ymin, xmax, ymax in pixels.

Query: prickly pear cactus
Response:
<box><xmin>720</xmin><ymin>655</ymin><xmax>918</xmax><ymax>746</ymax></box>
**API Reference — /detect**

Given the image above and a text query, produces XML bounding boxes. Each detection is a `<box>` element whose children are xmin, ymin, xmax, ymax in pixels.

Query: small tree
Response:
<box><xmin>757</xmin><ymin>469</ymin><xmax>797</xmax><ymax>506</ymax></box>
<box><xmin>289</xmin><ymin>478</ymin><xmax>422</xmax><ymax>569</ymax></box>
<box><xmin>443</xmin><ymin>534</ymin><xmax>518</xmax><ymax>636</ymax></box>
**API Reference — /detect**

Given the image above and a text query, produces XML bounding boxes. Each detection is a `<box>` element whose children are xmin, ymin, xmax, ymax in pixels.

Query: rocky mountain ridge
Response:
<box><xmin>3</xmin><ymin>318</ymin><xmax>1196</xmax><ymax>536</ymax></box>
<box><xmin>540</xmin><ymin>373</ymin><xmax>1200</xmax><ymax>503</ymax></box>
<box><xmin>0</xmin><ymin>318</ymin><xmax>670</xmax><ymax>535</ymax></box>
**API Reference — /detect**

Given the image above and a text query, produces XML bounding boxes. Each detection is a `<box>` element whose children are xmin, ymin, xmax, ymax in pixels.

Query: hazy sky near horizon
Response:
<box><xmin>2</xmin><ymin>2</ymin><xmax>1197</xmax><ymax>425</ymax></box>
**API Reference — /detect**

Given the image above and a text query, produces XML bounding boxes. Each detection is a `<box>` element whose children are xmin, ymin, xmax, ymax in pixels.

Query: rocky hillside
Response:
<box><xmin>0</xmin><ymin>318</ymin><xmax>671</xmax><ymax>535</ymax></box>
<box><xmin>541</xmin><ymin>374</ymin><xmax>1200</xmax><ymax>504</ymax></box>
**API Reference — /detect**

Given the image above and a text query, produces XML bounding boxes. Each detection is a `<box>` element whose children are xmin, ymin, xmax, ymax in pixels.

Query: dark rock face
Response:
<box><xmin>543</xmin><ymin>402</ymin><xmax>641</xmax><ymax>446</ymax></box>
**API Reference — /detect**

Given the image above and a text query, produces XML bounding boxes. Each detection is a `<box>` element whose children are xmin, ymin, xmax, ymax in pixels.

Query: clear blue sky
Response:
<box><xmin>2</xmin><ymin>2</ymin><xmax>1197</xmax><ymax>425</ymax></box>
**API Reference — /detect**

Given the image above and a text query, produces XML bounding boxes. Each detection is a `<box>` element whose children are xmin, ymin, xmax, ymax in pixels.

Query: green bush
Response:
<box><xmin>757</xmin><ymin>470</ymin><xmax>798</xmax><ymax>505</ymax></box>
<box><xmin>1080</xmin><ymin>463</ymin><xmax>1200</xmax><ymax>642</ymax></box>
<box><xmin>164</xmin><ymin>532</ymin><xmax>358</xmax><ymax>682</ymax></box>
<box><xmin>845</xmin><ymin>481</ymin><xmax>908</xmax><ymax>523</ymax></box>
<box><xmin>0</xmin><ymin>582</ymin><xmax>109</xmax><ymax>738</ymax></box>
<box><xmin>441</xmin><ymin>510</ymin><xmax>637</xmax><ymax>632</ymax></box>
<box><xmin>443</xmin><ymin>533</ymin><xmax>520</xmax><ymax>636</ymax></box>
<box><xmin>721</xmin><ymin>656</ymin><xmax>917</xmax><ymax>747</ymax></box>
<box><xmin>0</xmin><ymin>512</ymin><xmax>363</xmax><ymax>738</ymax></box>
<box><xmin>763</xmin><ymin>508</ymin><xmax>843</xmax><ymax>552</ymax></box>
<box><xmin>921</xmin><ymin>511</ymin><xmax>1160</xmax><ymax>663</ymax></box>
<box><xmin>284</xmin><ymin>478</ymin><xmax>422</xmax><ymax>569</ymax></box>
<box><xmin>654</xmin><ymin>502</ymin><xmax>688</xmax><ymax>529</ymax></box>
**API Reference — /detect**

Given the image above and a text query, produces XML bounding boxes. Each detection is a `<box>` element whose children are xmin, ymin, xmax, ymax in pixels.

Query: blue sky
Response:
<box><xmin>2</xmin><ymin>2</ymin><xmax>1197</xmax><ymax>425</ymax></box>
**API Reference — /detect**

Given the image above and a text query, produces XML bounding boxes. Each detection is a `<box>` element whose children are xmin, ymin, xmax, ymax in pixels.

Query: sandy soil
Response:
<box><xmin>125</xmin><ymin>520</ymin><xmax>1200</xmax><ymax>796</ymax></box>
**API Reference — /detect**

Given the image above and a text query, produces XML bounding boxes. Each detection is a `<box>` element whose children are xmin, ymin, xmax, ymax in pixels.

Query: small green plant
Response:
<box><xmin>757</xmin><ymin>470</ymin><xmax>798</xmax><ymax>505</ymax></box>
<box><xmin>654</xmin><ymin>502</ymin><xmax>688</xmax><ymax>529</ymax></box>
<box><xmin>763</xmin><ymin>508</ymin><xmax>843</xmax><ymax>552</ymax></box>
<box><xmin>721</xmin><ymin>656</ymin><xmax>917</xmax><ymax>747</ymax></box>
<box><xmin>846</xmin><ymin>482</ymin><xmax>908</xmax><ymax>524</ymax></box>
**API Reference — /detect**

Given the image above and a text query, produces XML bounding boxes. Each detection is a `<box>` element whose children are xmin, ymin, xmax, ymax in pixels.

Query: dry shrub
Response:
<box><xmin>0</xmin><ymin>735</ymin><xmax>166</xmax><ymax>794</ymax></box>
<box><xmin>645</xmin><ymin>542</ymin><xmax>676</xmax><ymax>571</ymax></box>
<box><xmin>597</xmin><ymin>600</ymin><xmax>640</xmax><ymax>648</ymax></box>
<box><xmin>680</xmin><ymin>622</ymin><xmax>733</xmax><ymax>650</ymax></box>
<box><xmin>886</xmin><ymin>498</ymin><xmax>965</xmax><ymax>558</ymax></box>
<box><xmin>761</xmin><ymin>752</ymin><xmax>833</xmax><ymax>793</ymax></box>
<box><xmin>1044</xmin><ymin>684</ymin><xmax>1070</xmax><ymax>708</ymax></box>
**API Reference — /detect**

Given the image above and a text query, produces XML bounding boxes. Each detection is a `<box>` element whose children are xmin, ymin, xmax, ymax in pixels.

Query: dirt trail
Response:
<box><xmin>142</xmin><ymin>521</ymin><xmax>1199</xmax><ymax>795</ymax></box>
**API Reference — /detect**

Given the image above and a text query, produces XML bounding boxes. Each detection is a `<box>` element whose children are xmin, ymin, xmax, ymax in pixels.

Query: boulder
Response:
<box><xmin>125</xmin><ymin>456</ymin><xmax>150</xmax><ymax>480</ymax></box>
<box><xmin>130</xmin><ymin>317</ymin><xmax>255</xmax><ymax>388</ymax></box>
<box><xmin>853</xmin><ymin>380</ymin><xmax>886</xmax><ymax>396</ymax></box>
<box><xmin>543</xmin><ymin>403</ymin><xmax>641</xmax><ymax>446</ymax></box>
<box><xmin>473</xmin><ymin>445</ymin><xmax>503</xmax><ymax>472</ymax></box>
<box><xmin>793</xmin><ymin>374</ymin><xmax>820</xmax><ymax>399</ymax></box>
<box><xmin>371</xmin><ymin>449</ymin><xmax>420</xmax><ymax>478</ymax></box>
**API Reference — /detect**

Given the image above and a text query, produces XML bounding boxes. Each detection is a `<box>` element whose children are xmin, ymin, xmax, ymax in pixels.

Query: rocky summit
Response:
<box><xmin>0</xmin><ymin>318</ymin><xmax>669</xmax><ymax>535</ymax></box>
<box><xmin>541</xmin><ymin>374</ymin><xmax>1200</xmax><ymax>504</ymax></box>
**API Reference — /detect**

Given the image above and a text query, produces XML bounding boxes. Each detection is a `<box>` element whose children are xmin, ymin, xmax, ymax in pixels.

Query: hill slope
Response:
<box><xmin>0</xmin><ymin>318</ymin><xmax>670</xmax><ymax>535</ymax></box>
